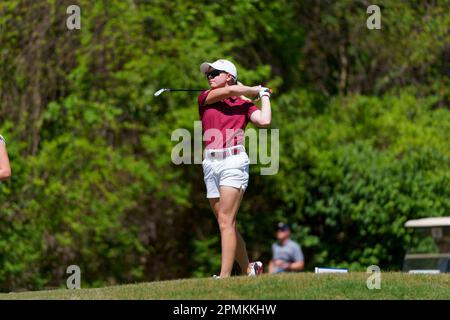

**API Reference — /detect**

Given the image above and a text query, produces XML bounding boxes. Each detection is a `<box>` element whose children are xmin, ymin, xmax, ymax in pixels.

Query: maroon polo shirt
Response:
<box><xmin>198</xmin><ymin>90</ymin><xmax>259</xmax><ymax>149</ymax></box>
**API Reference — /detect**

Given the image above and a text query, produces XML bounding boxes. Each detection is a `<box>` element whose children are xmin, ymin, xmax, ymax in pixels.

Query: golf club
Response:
<box><xmin>154</xmin><ymin>87</ymin><xmax>273</xmax><ymax>97</ymax></box>
<box><xmin>154</xmin><ymin>88</ymin><xmax>205</xmax><ymax>97</ymax></box>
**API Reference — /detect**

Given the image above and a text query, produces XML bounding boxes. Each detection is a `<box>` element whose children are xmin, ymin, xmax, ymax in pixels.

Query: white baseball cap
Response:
<box><xmin>200</xmin><ymin>59</ymin><xmax>238</xmax><ymax>81</ymax></box>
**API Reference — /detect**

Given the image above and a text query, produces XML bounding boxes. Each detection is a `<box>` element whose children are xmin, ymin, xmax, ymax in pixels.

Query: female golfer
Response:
<box><xmin>198</xmin><ymin>59</ymin><xmax>271</xmax><ymax>278</ymax></box>
<box><xmin>0</xmin><ymin>134</ymin><xmax>11</xmax><ymax>181</ymax></box>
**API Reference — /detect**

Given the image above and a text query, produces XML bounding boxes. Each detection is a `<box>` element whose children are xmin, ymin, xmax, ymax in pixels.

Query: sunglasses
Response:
<box><xmin>206</xmin><ymin>69</ymin><xmax>226</xmax><ymax>79</ymax></box>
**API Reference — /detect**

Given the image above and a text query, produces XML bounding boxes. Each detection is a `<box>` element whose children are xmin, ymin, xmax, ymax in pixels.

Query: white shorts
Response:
<box><xmin>202</xmin><ymin>145</ymin><xmax>250</xmax><ymax>198</ymax></box>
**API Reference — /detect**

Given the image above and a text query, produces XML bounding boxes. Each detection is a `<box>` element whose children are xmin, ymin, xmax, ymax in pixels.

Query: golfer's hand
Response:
<box><xmin>258</xmin><ymin>86</ymin><xmax>271</xmax><ymax>99</ymax></box>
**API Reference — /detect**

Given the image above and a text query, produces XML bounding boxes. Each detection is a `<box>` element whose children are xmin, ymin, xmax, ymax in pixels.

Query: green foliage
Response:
<box><xmin>191</xmin><ymin>236</ymin><xmax>222</xmax><ymax>278</ymax></box>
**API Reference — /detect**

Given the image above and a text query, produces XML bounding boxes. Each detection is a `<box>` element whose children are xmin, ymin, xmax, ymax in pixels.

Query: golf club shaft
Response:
<box><xmin>166</xmin><ymin>89</ymin><xmax>205</xmax><ymax>92</ymax></box>
<box><xmin>154</xmin><ymin>87</ymin><xmax>273</xmax><ymax>97</ymax></box>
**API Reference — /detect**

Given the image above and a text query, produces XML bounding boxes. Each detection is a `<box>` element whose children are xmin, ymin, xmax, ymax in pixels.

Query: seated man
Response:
<box><xmin>269</xmin><ymin>222</ymin><xmax>304</xmax><ymax>273</ymax></box>
<box><xmin>0</xmin><ymin>134</ymin><xmax>11</xmax><ymax>181</ymax></box>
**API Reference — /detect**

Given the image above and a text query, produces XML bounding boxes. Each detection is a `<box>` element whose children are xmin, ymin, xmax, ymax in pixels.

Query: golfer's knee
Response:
<box><xmin>217</xmin><ymin>212</ymin><xmax>236</xmax><ymax>231</ymax></box>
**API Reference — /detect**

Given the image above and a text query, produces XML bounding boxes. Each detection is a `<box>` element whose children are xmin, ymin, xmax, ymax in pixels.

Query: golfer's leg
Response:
<box><xmin>217</xmin><ymin>186</ymin><xmax>245</xmax><ymax>278</ymax></box>
<box><xmin>233</xmin><ymin>190</ymin><xmax>250</xmax><ymax>274</ymax></box>
<box><xmin>209</xmin><ymin>198</ymin><xmax>220</xmax><ymax>218</ymax></box>
<box><xmin>209</xmin><ymin>194</ymin><xmax>249</xmax><ymax>275</ymax></box>
<box><xmin>235</xmin><ymin>228</ymin><xmax>250</xmax><ymax>274</ymax></box>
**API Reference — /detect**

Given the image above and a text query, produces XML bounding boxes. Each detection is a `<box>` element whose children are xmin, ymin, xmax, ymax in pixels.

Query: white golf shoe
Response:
<box><xmin>247</xmin><ymin>261</ymin><xmax>263</xmax><ymax>276</ymax></box>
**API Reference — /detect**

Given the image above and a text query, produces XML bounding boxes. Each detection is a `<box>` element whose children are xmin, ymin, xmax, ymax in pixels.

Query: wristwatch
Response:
<box><xmin>0</xmin><ymin>134</ymin><xmax>6</xmax><ymax>145</ymax></box>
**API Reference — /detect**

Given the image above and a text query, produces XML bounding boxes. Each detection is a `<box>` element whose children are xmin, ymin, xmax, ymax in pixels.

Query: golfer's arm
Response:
<box><xmin>205</xmin><ymin>85</ymin><xmax>259</xmax><ymax>105</ymax></box>
<box><xmin>250</xmin><ymin>96</ymin><xmax>271</xmax><ymax>128</ymax></box>
<box><xmin>287</xmin><ymin>261</ymin><xmax>304</xmax><ymax>271</ymax></box>
<box><xmin>0</xmin><ymin>144</ymin><xmax>11</xmax><ymax>181</ymax></box>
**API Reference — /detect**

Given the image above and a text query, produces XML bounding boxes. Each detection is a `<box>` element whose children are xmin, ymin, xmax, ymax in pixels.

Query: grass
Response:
<box><xmin>1</xmin><ymin>273</ymin><xmax>449</xmax><ymax>300</ymax></box>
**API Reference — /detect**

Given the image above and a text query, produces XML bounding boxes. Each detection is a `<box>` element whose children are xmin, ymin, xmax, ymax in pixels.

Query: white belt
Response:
<box><xmin>204</xmin><ymin>145</ymin><xmax>245</xmax><ymax>160</ymax></box>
